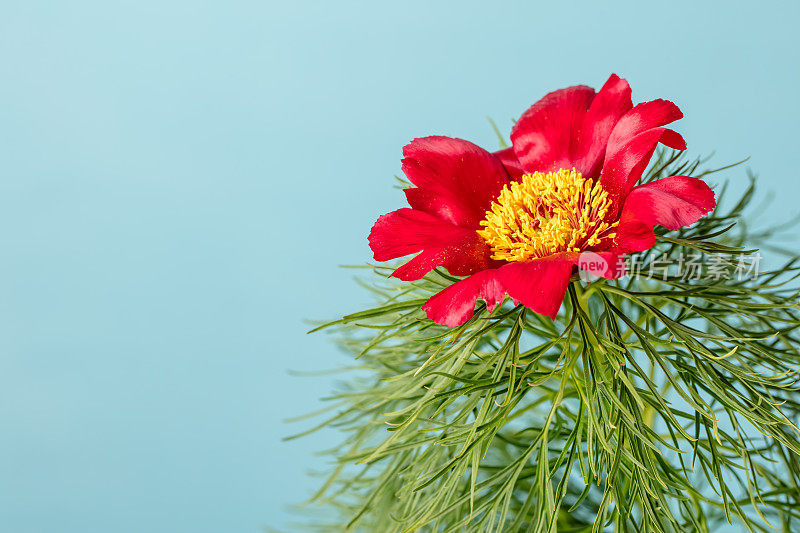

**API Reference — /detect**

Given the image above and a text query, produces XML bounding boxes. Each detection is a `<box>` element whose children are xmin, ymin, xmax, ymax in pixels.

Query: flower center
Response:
<box><xmin>477</xmin><ymin>168</ymin><xmax>618</xmax><ymax>262</ymax></box>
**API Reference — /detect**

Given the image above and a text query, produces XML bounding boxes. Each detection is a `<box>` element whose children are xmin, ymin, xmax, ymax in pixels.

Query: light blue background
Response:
<box><xmin>0</xmin><ymin>1</ymin><xmax>797</xmax><ymax>531</ymax></box>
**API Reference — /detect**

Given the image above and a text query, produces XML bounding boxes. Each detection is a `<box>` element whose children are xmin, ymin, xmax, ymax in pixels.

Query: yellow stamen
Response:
<box><xmin>477</xmin><ymin>168</ymin><xmax>618</xmax><ymax>262</ymax></box>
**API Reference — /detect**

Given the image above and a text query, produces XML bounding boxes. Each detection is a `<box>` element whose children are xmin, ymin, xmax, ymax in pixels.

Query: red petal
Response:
<box><xmin>510</xmin><ymin>85</ymin><xmax>596</xmax><ymax>174</ymax></box>
<box><xmin>600</xmin><ymin>99</ymin><xmax>686</xmax><ymax>205</ymax></box>
<box><xmin>622</xmin><ymin>176</ymin><xmax>716</xmax><ymax>230</ymax></box>
<box><xmin>497</xmin><ymin>254</ymin><xmax>578</xmax><ymax>319</ymax></box>
<box><xmin>402</xmin><ymin>136</ymin><xmax>509</xmax><ymax>228</ymax></box>
<box><xmin>600</xmin><ymin>127</ymin><xmax>686</xmax><ymax>210</ymax></box>
<box><xmin>612</xmin><ymin>176</ymin><xmax>716</xmax><ymax>253</ymax></box>
<box><xmin>422</xmin><ymin>269</ymin><xmax>506</xmax><ymax>327</ymax></box>
<box><xmin>369</xmin><ymin>208</ymin><xmax>454</xmax><ymax>261</ymax></box>
<box><xmin>391</xmin><ymin>232</ymin><xmax>495</xmax><ymax>281</ymax></box>
<box><xmin>368</xmin><ymin>208</ymin><xmax>493</xmax><ymax>280</ymax></box>
<box><xmin>493</xmin><ymin>146</ymin><xmax>524</xmax><ymax>181</ymax></box>
<box><xmin>607</xmin><ymin>99</ymin><xmax>684</xmax><ymax>155</ymax></box>
<box><xmin>573</xmin><ymin>74</ymin><xmax>633</xmax><ymax>178</ymax></box>
<box><xmin>613</xmin><ymin>217</ymin><xmax>657</xmax><ymax>254</ymax></box>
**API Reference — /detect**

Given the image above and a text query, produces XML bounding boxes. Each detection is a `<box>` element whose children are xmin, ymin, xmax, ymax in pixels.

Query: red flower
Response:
<box><xmin>368</xmin><ymin>74</ymin><xmax>716</xmax><ymax>326</ymax></box>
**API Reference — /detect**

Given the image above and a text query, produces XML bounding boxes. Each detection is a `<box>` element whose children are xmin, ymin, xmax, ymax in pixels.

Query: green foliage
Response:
<box><xmin>289</xmin><ymin>150</ymin><xmax>800</xmax><ymax>532</ymax></box>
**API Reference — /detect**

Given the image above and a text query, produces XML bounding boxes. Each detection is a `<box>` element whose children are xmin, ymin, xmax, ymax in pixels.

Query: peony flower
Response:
<box><xmin>368</xmin><ymin>74</ymin><xmax>716</xmax><ymax>327</ymax></box>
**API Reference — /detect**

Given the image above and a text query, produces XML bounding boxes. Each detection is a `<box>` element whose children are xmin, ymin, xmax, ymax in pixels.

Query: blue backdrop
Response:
<box><xmin>1</xmin><ymin>1</ymin><xmax>798</xmax><ymax>531</ymax></box>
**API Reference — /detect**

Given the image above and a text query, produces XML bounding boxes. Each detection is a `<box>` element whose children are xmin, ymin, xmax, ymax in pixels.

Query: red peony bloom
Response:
<box><xmin>368</xmin><ymin>74</ymin><xmax>716</xmax><ymax>327</ymax></box>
